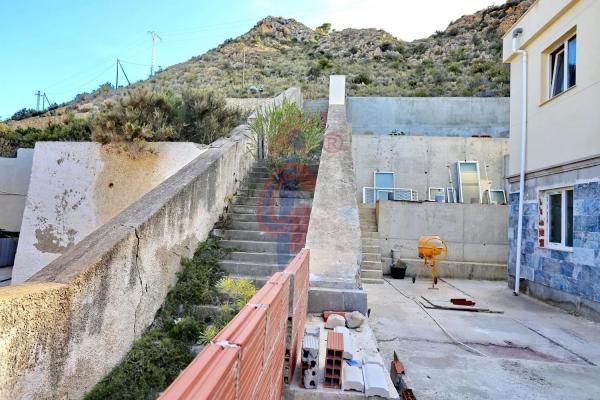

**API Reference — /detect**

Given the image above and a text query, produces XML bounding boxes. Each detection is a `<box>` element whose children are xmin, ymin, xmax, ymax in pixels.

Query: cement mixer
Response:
<box><xmin>412</xmin><ymin>235</ymin><xmax>448</xmax><ymax>289</ymax></box>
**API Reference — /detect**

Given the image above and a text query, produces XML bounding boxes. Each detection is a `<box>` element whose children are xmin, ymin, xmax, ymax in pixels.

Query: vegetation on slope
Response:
<box><xmin>84</xmin><ymin>238</ymin><xmax>256</xmax><ymax>400</ymax></box>
<box><xmin>0</xmin><ymin>89</ymin><xmax>243</xmax><ymax>157</ymax></box>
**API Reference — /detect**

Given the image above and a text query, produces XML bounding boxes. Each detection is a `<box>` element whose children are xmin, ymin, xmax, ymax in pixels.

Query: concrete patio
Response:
<box><xmin>365</xmin><ymin>278</ymin><xmax>600</xmax><ymax>400</ymax></box>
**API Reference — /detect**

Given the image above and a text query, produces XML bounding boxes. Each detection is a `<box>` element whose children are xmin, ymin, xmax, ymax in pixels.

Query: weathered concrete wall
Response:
<box><xmin>11</xmin><ymin>142</ymin><xmax>206</xmax><ymax>284</ymax></box>
<box><xmin>0</xmin><ymin>88</ymin><xmax>302</xmax><ymax>400</ymax></box>
<box><xmin>379</xmin><ymin>201</ymin><xmax>508</xmax><ymax>263</ymax></box>
<box><xmin>0</xmin><ymin>131</ymin><xmax>251</xmax><ymax>400</ymax></box>
<box><xmin>352</xmin><ymin>135</ymin><xmax>509</xmax><ymax>204</ymax></box>
<box><xmin>0</xmin><ymin>149</ymin><xmax>34</xmax><ymax>232</ymax></box>
<box><xmin>347</xmin><ymin>97</ymin><xmax>509</xmax><ymax>137</ymax></box>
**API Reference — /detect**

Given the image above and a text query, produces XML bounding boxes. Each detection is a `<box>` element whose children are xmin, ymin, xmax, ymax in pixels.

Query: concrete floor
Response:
<box><xmin>364</xmin><ymin>278</ymin><xmax>600</xmax><ymax>400</ymax></box>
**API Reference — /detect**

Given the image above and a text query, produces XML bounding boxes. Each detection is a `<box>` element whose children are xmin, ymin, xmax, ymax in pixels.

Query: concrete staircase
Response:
<box><xmin>215</xmin><ymin>162</ymin><xmax>317</xmax><ymax>287</ymax></box>
<box><xmin>359</xmin><ymin>204</ymin><xmax>383</xmax><ymax>284</ymax></box>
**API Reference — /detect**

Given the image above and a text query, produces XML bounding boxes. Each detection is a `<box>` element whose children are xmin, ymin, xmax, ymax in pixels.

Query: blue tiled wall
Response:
<box><xmin>508</xmin><ymin>181</ymin><xmax>600</xmax><ymax>303</ymax></box>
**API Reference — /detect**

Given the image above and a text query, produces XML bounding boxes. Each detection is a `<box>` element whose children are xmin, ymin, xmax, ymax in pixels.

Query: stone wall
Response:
<box><xmin>11</xmin><ymin>142</ymin><xmax>206</xmax><ymax>284</ymax></box>
<box><xmin>378</xmin><ymin>201</ymin><xmax>508</xmax><ymax>279</ymax></box>
<box><xmin>0</xmin><ymin>149</ymin><xmax>34</xmax><ymax>232</ymax></box>
<box><xmin>347</xmin><ymin>97</ymin><xmax>509</xmax><ymax>137</ymax></box>
<box><xmin>0</xmin><ymin>88</ymin><xmax>302</xmax><ymax>400</ymax></box>
<box><xmin>352</xmin><ymin>135</ymin><xmax>509</xmax><ymax>205</ymax></box>
<box><xmin>508</xmin><ymin>172</ymin><xmax>600</xmax><ymax>320</ymax></box>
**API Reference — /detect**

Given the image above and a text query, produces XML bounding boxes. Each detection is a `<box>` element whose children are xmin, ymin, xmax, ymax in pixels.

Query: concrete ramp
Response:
<box><xmin>11</xmin><ymin>142</ymin><xmax>205</xmax><ymax>283</ymax></box>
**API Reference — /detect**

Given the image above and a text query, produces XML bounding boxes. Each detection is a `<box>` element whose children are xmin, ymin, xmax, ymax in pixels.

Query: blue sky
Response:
<box><xmin>0</xmin><ymin>0</ymin><xmax>499</xmax><ymax>119</ymax></box>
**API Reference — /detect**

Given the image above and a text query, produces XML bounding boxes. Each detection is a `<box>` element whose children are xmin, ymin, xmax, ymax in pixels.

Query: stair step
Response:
<box><xmin>215</xmin><ymin>229</ymin><xmax>307</xmax><ymax>243</ymax></box>
<box><xmin>234</xmin><ymin>196</ymin><xmax>313</xmax><ymax>207</ymax></box>
<box><xmin>229</xmin><ymin>221</ymin><xmax>308</xmax><ymax>232</ymax></box>
<box><xmin>220</xmin><ymin>239</ymin><xmax>304</xmax><ymax>253</ymax></box>
<box><xmin>361</xmin><ymin>278</ymin><xmax>384</xmax><ymax>284</ymax></box>
<box><xmin>361</xmin><ymin>261</ymin><xmax>382</xmax><ymax>271</ymax></box>
<box><xmin>361</xmin><ymin>232</ymin><xmax>379</xmax><ymax>239</ymax></box>
<box><xmin>224</xmin><ymin>251</ymin><xmax>297</xmax><ymax>264</ymax></box>
<box><xmin>363</xmin><ymin>245</ymin><xmax>380</xmax><ymax>253</ymax></box>
<box><xmin>227</xmin><ymin>213</ymin><xmax>310</xmax><ymax>224</ymax></box>
<box><xmin>362</xmin><ymin>253</ymin><xmax>381</xmax><ymax>262</ymax></box>
<box><xmin>220</xmin><ymin>260</ymin><xmax>287</xmax><ymax>277</ymax></box>
<box><xmin>237</xmin><ymin>189</ymin><xmax>314</xmax><ymax>199</ymax></box>
<box><xmin>361</xmin><ymin>269</ymin><xmax>383</xmax><ymax>280</ymax></box>
<box><xmin>362</xmin><ymin>238</ymin><xmax>379</xmax><ymax>245</ymax></box>
<box><xmin>230</xmin><ymin>204</ymin><xmax>313</xmax><ymax>215</ymax></box>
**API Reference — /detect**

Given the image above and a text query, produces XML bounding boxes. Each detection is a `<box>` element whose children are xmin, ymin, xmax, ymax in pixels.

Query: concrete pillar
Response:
<box><xmin>329</xmin><ymin>75</ymin><xmax>346</xmax><ymax>105</ymax></box>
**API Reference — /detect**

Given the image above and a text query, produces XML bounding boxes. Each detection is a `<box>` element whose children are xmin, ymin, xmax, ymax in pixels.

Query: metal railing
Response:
<box><xmin>362</xmin><ymin>187</ymin><xmax>418</xmax><ymax>204</ymax></box>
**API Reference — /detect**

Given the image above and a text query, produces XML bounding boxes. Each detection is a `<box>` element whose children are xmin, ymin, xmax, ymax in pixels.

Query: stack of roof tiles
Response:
<box><xmin>324</xmin><ymin>331</ymin><xmax>344</xmax><ymax>389</ymax></box>
<box><xmin>158</xmin><ymin>249</ymin><xmax>310</xmax><ymax>400</ymax></box>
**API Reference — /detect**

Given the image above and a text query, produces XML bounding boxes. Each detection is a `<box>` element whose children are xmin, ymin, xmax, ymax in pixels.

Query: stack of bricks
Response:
<box><xmin>282</xmin><ymin>249</ymin><xmax>310</xmax><ymax>384</ymax></box>
<box><xmin>324</xmin><ymin>331</ymin><xmax>344</xmax><ymax>389</ymax></box>
<box><xmin>248</xmin><ymin>272</ymin><xmax>290</xmax><ymax>400</ymax></box>
<box><xmin>159</xmin><ymin>261</ymin><xmax>296</xmax><ymax>400</ymax></box>
<box><xmin>300</xmin><ymin>326</ymin><xmax>320</xmax><ymax>389</ymax></box>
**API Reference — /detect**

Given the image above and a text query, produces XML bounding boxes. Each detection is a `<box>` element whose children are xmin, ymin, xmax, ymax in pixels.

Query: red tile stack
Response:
<box><xmin>324</xmin><ymin>331</ymin><xmax>344</xmax><ymax>389</ymax></box>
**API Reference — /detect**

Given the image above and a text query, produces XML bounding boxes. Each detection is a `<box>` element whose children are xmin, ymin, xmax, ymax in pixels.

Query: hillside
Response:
<box><xmin>7</xmin><ymin>0</ymin><xmax>532</xmax><ymax>127</ymax></box>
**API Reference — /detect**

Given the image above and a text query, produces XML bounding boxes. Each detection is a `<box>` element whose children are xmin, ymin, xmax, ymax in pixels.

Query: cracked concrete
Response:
<box><xmin>365</xmin><ymin>278</ymin><xmax>600</xmax><ymax>399</ymax></box>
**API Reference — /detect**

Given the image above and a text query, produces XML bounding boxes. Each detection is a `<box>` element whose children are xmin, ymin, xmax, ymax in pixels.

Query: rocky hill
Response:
<box><xmin>8</xmin><ymin>0</ymin><xmax>532</xmax><ymax>126</ymax></box>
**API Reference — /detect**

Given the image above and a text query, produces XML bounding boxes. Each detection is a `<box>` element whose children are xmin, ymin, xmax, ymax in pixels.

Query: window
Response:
<box><xmin>549</xmin><ymin>34</ymin><xmax>576</xmax><ymax>98</ymax></box>
<box><xmin>544</xmin><ymin>188</ymin><xmax>574</xmax><ymax>249</ymax></box>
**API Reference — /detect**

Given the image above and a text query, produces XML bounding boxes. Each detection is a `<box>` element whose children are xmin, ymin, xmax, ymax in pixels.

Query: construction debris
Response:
<box><xmin>325</xmin><ymin>314</ymin><xmax>346</xmax><ymax>329</ymax></box>
<box><xmin>346</xmin><ymin>310</ymin><xmax>366</xmax><ymax>328</ymax></box>
<box><xmin>402</xmin><ymin>388</ymin><xmax>417</xmax><ymax>400</ymax></box>
<box><xmin>390</xmin><ymin>351</ymin><xmax>406</xmax><ymax>389</ymax></box>
<box><xmin>419</xmin><ymin>296</ymin><xmax>503</xmax><ymax>313</ymax></box>
<box><xmin>342</xmin><ymin>361</ymin><xmax>365</xmax><ymax>393</ymax></box>
<box><xmin>363</xmin><ymin>358</ymin><xmax>390</xmax><ymax>397</ymax></box>
<box><xmin>334</xmin><ymin>326</ymin><xmax>354</xmax><ymax>359</ymax></box>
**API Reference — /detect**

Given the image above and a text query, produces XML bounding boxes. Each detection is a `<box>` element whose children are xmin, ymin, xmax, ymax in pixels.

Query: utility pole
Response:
<box><xmin>43</xmin><ymin>93</ymin><xmax>51</xmax><ymax>110</ymax></box>
<box><xmin>148</xmin><ymin>31</ymin><xmax>162</xmax><ymax>76</ymax></box>
<box><xmin>115</xmin><ymin>59</ymin><xmax>131</xmax><ymax>88</ymax></box>
<box><xmin>35</xmin><ymin>90</ymin><xmax>42</xmax><ymax>111</ymax></box>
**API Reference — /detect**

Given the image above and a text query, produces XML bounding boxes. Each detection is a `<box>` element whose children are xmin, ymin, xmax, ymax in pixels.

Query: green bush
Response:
<box><xmin>84</xmin><ymin>330</ymin><xmax>193</xmax><ymax>400</ymax></box>
<box><xmin>92</xmin><ymin>88</ymin><xmax>242</xmax><ymax>151</ymax></box>
<box><xmin>353</xmin><ymin>72</ymin><xmax>372</xmax><ymax>85</ymax></box>
<box><xmin>175</xmin><ymin>90</ymin><xmax>243</xmax><ymax>144</ymax></box>
<box><xmin>92</xmin><ymin>88</ymin><xmax>178</xmax><ymax>148</ymax></box>
<box><xmin>249</xmin><ymin>100</ymin><xmax>323</xmax><ymax>167</ymax></box>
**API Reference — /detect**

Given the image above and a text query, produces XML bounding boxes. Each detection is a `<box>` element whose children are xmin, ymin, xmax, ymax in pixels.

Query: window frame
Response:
<box><xmin>542</xmin><ymin>187</ymin><xmax>574</xmax><ymax>251</ymax></box>
<box><xmin>548</xmin><ymin>34</ymin><xmax>576</xmax><ymax>99</ymax></box>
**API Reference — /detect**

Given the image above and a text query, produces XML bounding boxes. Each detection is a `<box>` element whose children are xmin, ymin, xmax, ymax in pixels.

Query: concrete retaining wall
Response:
<box><xmin>352</xmin><ymin>135</ymin><xmax>509</xmax><ymax>204</ymax></box>
<box><xmin>347</xmin><ymin>97</ymin><xmax>509</xmax><ymax>137</ymax></box>
<box><xmin>11</xmin><ymin>142</ymin><xmax>206</xmax><ymax>284</ymax></box>
<box><xmin>378</xmin><ymin>201</ymin><xmax>508</xmax><ymax>279</ymax></box>
<box><xmin>0</xmin><ymin>149</ymin><xmax>34</xmax><ymax>232</ymax></box>
<box><xmin>0</xmin><ymin>88</ymin><xmax>302</xmax><ymax>400</ymax></box>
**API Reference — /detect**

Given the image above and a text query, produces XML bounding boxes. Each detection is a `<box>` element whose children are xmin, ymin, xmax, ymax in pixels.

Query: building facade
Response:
<box><xmin>503</xmin><ymin>0</ymin><xmax>600</xmax><ymax>319</ymax></box>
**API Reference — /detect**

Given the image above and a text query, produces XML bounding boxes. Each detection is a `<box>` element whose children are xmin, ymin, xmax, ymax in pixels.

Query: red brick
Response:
<box><xmin>158</xmin><ymin>344</ymin><xmax>239</xmax><ymax>400</ymax></box>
